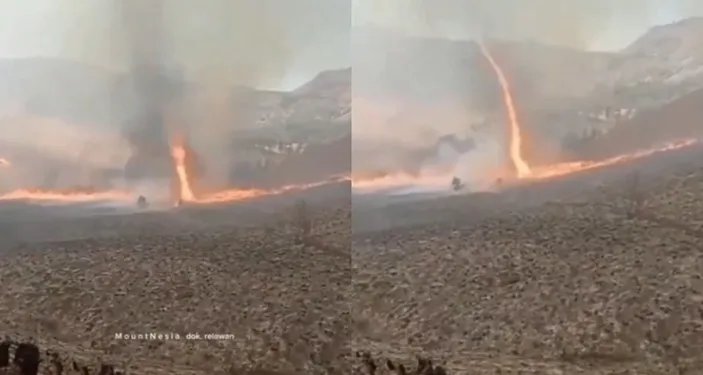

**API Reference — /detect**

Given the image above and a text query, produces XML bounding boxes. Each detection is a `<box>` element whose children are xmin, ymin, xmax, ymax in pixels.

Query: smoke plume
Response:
<box><xmin>0</xmin><ymin>0</ymin><xmax>349</xmax><ymax>192</ymax></box>
<box><xmin>115</xmin><ymin>0</ymin><xmax>351</xmax><ymax>189</ymax></box>
<box><xmin>352</xmin><ymin>0</ymin><xmax>703</xmax><ymax>179</ymax></box>
<box><xmin>353</xmin><ymin>0</ymin><xmax>703</xmax><ymax>49</ymax></box>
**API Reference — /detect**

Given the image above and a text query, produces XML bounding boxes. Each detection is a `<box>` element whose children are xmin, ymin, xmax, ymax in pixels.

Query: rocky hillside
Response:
<box><xmin>564</xmin><ymin>86</ymin><xmax>703</xmax><ymax>163</ymax></box>
<box><xmin>617</xmin><ymin>17</ymin><xmax>703</xmax><ymax>88</ymax></box>
<box><xmin>220</xmin><ymin>68</ymin><xmax>350</xmax><ymax>187</ymax></box>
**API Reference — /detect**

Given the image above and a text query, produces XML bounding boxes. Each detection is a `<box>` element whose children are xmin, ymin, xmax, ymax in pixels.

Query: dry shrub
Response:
<box><xmin>355</xmin><ymin>352</ymin><xmax>449</xmax><ymax>375</ymax></box>
<box><xmin>624</xmin><ymin>171</ymin><xmax>647</xmax><ymax>218</ymax></box>
<box><xmin>0</xmin><ymin>339</ymin><xmax>125</xmax><ymax>375</ymax></box>
<box><xmin>292</xmin><ymin>199</ymin><xmax>312</xmax><ymax>243</ymax></box>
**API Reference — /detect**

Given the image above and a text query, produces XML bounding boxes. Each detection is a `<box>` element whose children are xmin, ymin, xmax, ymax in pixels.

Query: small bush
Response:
<box><xmin>292</xmin><ymin>199</ymin><xmax>312</xmax><ymax>243</ymax></box>
<box><xmin>355</xmin><ymin>352</ymin><xmax>449</xmax><ymax>375</ymax></box>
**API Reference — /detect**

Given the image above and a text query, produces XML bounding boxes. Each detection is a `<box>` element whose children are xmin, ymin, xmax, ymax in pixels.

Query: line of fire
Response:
<box><xmin>0</xmin><ymin>3</ymin><xmax>697</xmax><ymax>205</ymax></box>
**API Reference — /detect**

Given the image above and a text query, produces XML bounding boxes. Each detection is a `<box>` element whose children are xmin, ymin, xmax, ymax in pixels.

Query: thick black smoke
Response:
<box><xmin>116</xmin><ymin>0</ymin><xmax>177</xmax><ymax>182</ymax></box>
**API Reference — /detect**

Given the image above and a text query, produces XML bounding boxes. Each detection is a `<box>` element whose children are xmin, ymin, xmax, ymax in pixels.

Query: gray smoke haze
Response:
<box><xmin>0</xmin><ymin>0</ymin><xmax>350</xmax><ymax>87</ymax></box>
<box><xmin>0</xmin><ymin>0</ymin><xmax>350</xmax><ymax>193</ymax></box>
<box><xmin>351</xmin><ymin>0</ymin><xmax>703</xmax><ymax>182</ymax></box>
<box><xmin>114</xmin><ymin>0</ymin><xmax>350</xmax><ymax>189</ymax></box>
<box><xmin>353</xmin><ymin>0</ymin><xmax>703</xmax><ymax>49</ymax></box>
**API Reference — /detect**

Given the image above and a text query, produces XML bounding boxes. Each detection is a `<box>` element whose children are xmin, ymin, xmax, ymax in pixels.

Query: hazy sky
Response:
<box><xmin>0</xmin><ymin>0</ymin><xmax>350</xmax><ymax>90</ymax></box>
<box><xmin>349</xmin><ymin>0</ymin><xmax>703</xmax><ymax>174</ymax></box>
<box><xmin>352</xmin><ymin>0</ymin><xmax>703</xmax><ymax>51</ymax></box>
<box><xmin>0</xmin><ymin>0</ymin><xmax>701</xmax><ymax>91</ymax></box>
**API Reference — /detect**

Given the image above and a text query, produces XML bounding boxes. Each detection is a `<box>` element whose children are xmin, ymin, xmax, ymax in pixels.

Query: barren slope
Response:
<box><xmin>352</xmin><ymin>146</ymin><xmax>703</xmax><ymax>374</ymax></box>
<box><xmin>0</xmin><ymin>198</ymin><xmax>351</xmax><ymax>374</ymax></box>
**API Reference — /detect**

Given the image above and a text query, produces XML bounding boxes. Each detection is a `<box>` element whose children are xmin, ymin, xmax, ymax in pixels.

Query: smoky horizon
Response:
<box><xmin>1</xmin><ymin>4</ymin><xmax>703</xmax><ymax>374</ymax></box>
<box><xmin>0</xmin><ymin>0</ymin><xmax>351</xmax><ymax>206</ymax></box>
<box><xmin>0</xmin><ymin>1</ymin><xmax>702</xmax><ymax>210</ymax></box>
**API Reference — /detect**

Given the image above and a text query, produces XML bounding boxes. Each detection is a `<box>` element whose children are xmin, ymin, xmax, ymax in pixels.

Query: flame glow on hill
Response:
<box><xmin>351</xmin><ymin>41</ymin><xmax>698</xmax><ymax>193</ymax></box>
<box><xmin>167</xmin><ymin>133</ymin><xmax>349</xmax><ymax>206</ymax></box>
<box><xmin>0</xmin><ymin>188</ymin><xmax>132</xmax><ymax>202</ymax></box>
<box><xmin>0</xmin><ymin>134</ymin><xmax>349</xmax><ymax>206</ymax></box>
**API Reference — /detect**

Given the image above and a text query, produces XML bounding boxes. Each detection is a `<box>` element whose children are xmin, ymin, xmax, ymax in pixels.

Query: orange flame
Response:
<box><xmin>476</xmin><ymin>41</ymin><xmax>697</xmax><ymax>182</ymax></box>
<box><xmin>170</xmin><ymin>136</ymin><xmax>196</xmax><ymax>203</ymax></box>
<box><xmin>0</xmin><ymin>152</ymin><xmax>131</xmax><ymax>203</ymax></box>
<box><xmin>0</xmin><ymin>133</ymin><xmax>346</xmax><ymax>205</ymax></box>
<box><xmin>167</xmin><ymin>134</ymin><xmax>349</xmax><ymax>205</ymax></box>
<box><xmin>193</xmin><ymin>177</ymin><xmax>348</xmax><ymax>204</ymax></box>
<box><xmin>0</xmin><ymin>188</ymin><xmax>131</xmax><ymax>202</ymax></box>
<box><xmin>526</xmin><ymin>139</ymin><xmax>696</xmax><ymax>180</ymax></box>
<box><xmin>478</xmin><ymin>42</ymin><xmax>531</xmax><ymax>178</ymax></box>
<box><xmin>350</xmin><ymin>41</ymin><xmax>699</xmax><ymax>191</ymax></box>
<box><xmin>350</xmin><ymin>139</ymin><xmax>697</xmax><ymax>192</ymax></box>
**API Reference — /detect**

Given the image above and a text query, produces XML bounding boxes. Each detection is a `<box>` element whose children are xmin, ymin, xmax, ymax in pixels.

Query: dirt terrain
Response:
<box><xmin>2</xmin><ymin>146</ymin><xmax>703</xmax><ymax>374</ymax></box>
<box><xmin>0</xmin><ymin>184</ymin><xmax>351</xmax><ymax>375</ymax></box>
<box><xmin>351</xmin><ymin>143</ymin><xmax>703</xmax><ymax>374</ymax></box>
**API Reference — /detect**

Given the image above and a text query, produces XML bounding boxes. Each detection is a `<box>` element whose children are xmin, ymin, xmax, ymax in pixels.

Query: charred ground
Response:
<box><xmin>0</xmin><ymin>182</ymin><xmax>351</xmax><ymax>375</ymax></box>
<box><xmin>350</xmin><ymin>78</ymin><xmax>703</xmax><ymax>373</ymax></box>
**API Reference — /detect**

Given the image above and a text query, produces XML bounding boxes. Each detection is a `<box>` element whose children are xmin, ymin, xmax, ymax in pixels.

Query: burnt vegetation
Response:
<box><xmin>0</xmin><ymin>339</ymin><xmax>121</xmax><ymax>375</ymax></box>
<box><xmin>354</xmin><ymin>352</ymin><xmax>449</xmax><ymax>375</ymax></box>
<box><xmin>0</xmin><ymin>339</ymin><xmax>450</xmax><ymax>374</ymax></box>
<box><xmin>0</xmin><ymin>194</ymin><xmax>353</xmax><ymax>375</ymax></box>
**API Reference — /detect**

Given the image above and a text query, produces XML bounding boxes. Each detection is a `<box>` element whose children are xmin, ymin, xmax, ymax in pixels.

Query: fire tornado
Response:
<box><xmin>0</xmin><ymin>0</ymin><xmax>346</xmax><ymax>205</ymax></box>
<box><xmin>475</xmin><ymin>41</ymin><xmax>696</xmax><ymax>182</ymax></box>
<box><xmin>171</xmin><ymin>138</ymin><xmax>196</xmax><ymax>203</ymax></box>
<box><xmin>478</xmin><ymin>42</ymin><xmax>532</xmax><ymax>178</ymax></box>
<box><xmin>351</xmin><ymin>40</ymin><xmax>698</xmax><ymax>192</ymax></box>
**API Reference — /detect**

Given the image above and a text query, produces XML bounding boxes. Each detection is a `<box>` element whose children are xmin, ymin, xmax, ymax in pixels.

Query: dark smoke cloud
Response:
<box><xmin>116</xmin><ymin>0</ymin><xmax>171</xmax><ymax>183</ymax></box>
<box><xmin>112</xmin><ymin>0</ymin><xmax>352</xmax><ymax>187</ymax></box>
<box><xmin>0</xmin><ymin>0</ymin><xmax>349</xmax><ymax>192</ymax></box>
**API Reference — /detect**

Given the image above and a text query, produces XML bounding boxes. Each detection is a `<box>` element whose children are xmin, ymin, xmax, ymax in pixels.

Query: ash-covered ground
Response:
<box><xmin>350</xmin><ymin>138</ymin><xmax>703</xmax><ymax>374</ymax></box>
<box><xmin>0</xmin><ymin>181</ymin><xmax>351</xmax><ymax>375</ymax></box>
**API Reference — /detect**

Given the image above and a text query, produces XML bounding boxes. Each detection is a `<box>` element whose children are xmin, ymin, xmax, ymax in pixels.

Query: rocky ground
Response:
<box><xmin>2</xmin><ymin>147</ymin><xmax>703</xmax><ymax>374</ymax></box>
<box><xmin>0</xmin><ymin>193</ymin><xmax>351</xmax><ymax>374</ymax></box>
<box><xmin>352</xmin><ymin>146</ymin><xmax>703</xmax><ymax>374</ymax></box>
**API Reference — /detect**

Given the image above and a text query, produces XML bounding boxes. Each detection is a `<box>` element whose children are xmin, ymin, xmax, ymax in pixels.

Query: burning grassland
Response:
<box><xmin>167</xmin><ymin>132</ymin><xmax>350</xmax><ymax>206</ymax></box>
<box><xmin>348</xmin><ymin>38</ymin><xmax>703</xmax><ymax>372</ymax></box>
<box><xmin>0</xmin><ymin>0</ymin><xmax>352</xmax><ymax>209</ymax></box>
<box><xmin>352</xmin><ymin>41</ymin><xmax>699</xmax><ymax>195</ymax></box>
<box><xmin>0</xmin><ymin>130</ymin><xmax>349</xmax><ymax>207</ymax></box>
<box><xmin>0</xmin><ymin>187</ymin><xmax>132</xmax><ymax>203</ymax></box>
